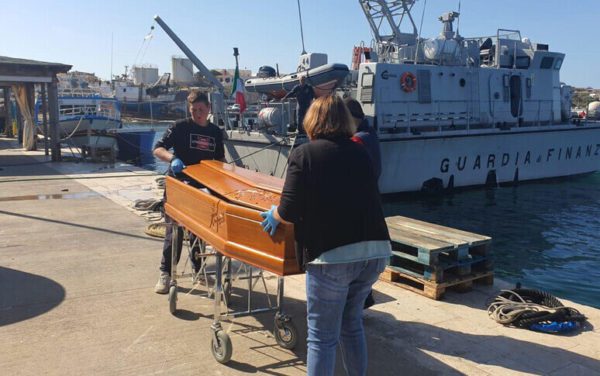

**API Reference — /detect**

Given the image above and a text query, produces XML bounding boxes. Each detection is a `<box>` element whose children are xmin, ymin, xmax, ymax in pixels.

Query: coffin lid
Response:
<box><xmin>182</xmin><ymin>160</ymin><xmax>284</xmax><ymax>211</ymax></box>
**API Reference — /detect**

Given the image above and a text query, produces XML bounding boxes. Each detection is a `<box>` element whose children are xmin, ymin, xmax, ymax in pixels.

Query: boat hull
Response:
<box><xmin>224</xmin><ymin>131</ymin><xmax>298</xmax><ymax>178</ymax></box>
<box><xmin>36</xmin><ymin>95</ymin><xmax>122</xmax><ymax>151</ymax></box>
<box><xmin>377</xmin><ymin>125</ymin><xmax>600</xmax><ymax>193</ymax></box>
<box><xmin>223</xmin><ymin>123</ymin><xmax>600</xmax><ymax>194</ymax></box>
<box><xmin>59</xmin><ymin>118</ymin><xmax>121</xmax><ymax>149</ymax></box>
<box><xmin>115</xmin><ymin>129</ymin><xmax>158</xmax><ymax>163</ymax></box>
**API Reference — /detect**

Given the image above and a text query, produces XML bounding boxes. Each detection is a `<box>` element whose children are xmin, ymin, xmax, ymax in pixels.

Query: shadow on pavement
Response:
<box><xmin>0</xmin><ymin>209</ymin><xmax>162</xmax><ymax>243</ymax></box>
<box><xmin>364</xmin><ymin>309</ymin><xmax>600</xmax><ymax>375</ymax></box>
<box><xmin>0</xmin><ymin>266</ymin><xmax>66</xmax><ymax>327</ymax></box>
<box><xmin>179</xmin><ymin>274</ymin><xmax>600</xmax><ymax>375</ymax></box>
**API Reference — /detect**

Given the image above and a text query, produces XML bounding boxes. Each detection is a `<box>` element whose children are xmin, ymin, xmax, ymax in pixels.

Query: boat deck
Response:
<box><xmin>1</xmin><ymin>136</ymin><xmax>599</xmax><ymax>375</ymax></box>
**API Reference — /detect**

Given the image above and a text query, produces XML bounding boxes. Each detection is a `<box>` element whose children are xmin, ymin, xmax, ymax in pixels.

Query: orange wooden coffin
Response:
<box><xmin>165</xmin><ymin>160</ymin><xmax>303</xmax><ymax>276</ymax></box>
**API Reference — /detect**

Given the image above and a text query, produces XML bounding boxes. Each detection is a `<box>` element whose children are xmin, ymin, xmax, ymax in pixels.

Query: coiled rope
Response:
<box><xmin>487</xmin><ymin>288</ymin><xmax>587</xmax><ymax>333</ymax></box>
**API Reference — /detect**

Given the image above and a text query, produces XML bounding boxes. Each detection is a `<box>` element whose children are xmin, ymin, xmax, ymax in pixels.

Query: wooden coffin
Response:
<box><xmin>165</xmin><ymin>160</ymin><xmax>302</xmax><ymax>276</ymax></box>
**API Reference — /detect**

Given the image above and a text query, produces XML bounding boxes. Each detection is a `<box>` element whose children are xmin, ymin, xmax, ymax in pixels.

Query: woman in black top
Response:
<box><xmin>260</xmin><ymin>95</ymin><xmax>391</xmax><ymax>376</ymax></box>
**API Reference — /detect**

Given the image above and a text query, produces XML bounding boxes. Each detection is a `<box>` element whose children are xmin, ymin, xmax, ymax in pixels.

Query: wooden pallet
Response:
<box><xmin>385</xmin><ymin>216</ymin><xmax>492</xmax><ymax>266</ymax></box>
<box><xmin>390</xmin><ymin>252</ymin><xmax>493</xmax><ymax>282</ymax></box>
<box><xmin>380</xmin><ymin>266</ymin><xmax>494</xmax><ymax>300</ymax></box>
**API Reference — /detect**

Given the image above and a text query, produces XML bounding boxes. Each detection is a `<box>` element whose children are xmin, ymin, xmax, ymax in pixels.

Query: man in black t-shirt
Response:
<box><xmin>153</xmin><ymin>91</ymin><xmax>225</xmax><ymax>294</ymax></box>
<box><xmin>282</xmin><ymin>75</ymin><xmax>315</xmax><ymax>134</ymax></box>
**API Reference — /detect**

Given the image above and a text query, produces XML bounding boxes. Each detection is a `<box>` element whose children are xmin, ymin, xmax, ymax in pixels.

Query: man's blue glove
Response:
<box><xmin>260</xmin><ymin>205</ymin><xmax>280</xmax><ymax>236</ymax></box>
<box><xmin>170</xmin><ymin>157</ymin><xmax>185</xmax><ymax>174</ymax></box>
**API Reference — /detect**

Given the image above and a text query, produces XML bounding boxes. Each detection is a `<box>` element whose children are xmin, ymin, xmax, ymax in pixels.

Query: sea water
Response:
<box><xmin>136</xmin><ymin>126</ymin><xmax>600</xmax><ymax>309</ymax></box>
<box><xmin>383</xmin><ymin>174</ymin><xmax>600</xmax><ymax>309</ymax></box>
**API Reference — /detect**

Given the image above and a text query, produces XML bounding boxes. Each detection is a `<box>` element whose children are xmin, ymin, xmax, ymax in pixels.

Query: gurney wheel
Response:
<box><xmin>274</xmin><ymin>317</ymin><xmax>298</xmax><ymax>350</ymax></box>
<box><xmin>168</xmin><ymin>285</ymin><xmax>177</xmax><ymax>314</ymax></box>
<box><xmin>211</xmin><ymin>330</ymin><xmax>232</xmax><ymax>364</ymax></box>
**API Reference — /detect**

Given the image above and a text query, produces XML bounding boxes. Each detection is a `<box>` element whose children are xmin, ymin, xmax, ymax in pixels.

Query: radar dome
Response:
<box><xmin>423</xmin><ymin>38</ymin><xmax>460</xmax><ymax>61</ymax></box>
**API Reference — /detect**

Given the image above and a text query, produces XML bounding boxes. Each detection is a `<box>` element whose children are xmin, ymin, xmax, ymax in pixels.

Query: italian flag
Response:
<box><xmin>231</xmin><ymin>65</ymin><xmax>246</xmax><ymax>113</ymax></box>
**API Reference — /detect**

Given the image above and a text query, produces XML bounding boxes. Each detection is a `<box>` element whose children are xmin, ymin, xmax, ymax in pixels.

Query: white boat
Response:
<box><xmin>36</xmin><ymin>73</ymin><xmax>122</xmax><ymax>151</ymax></box>
<box><xmin>55</xmin><ymin>95</ymin><xmax>121</xmax><ymax>149</ymax></box>
<box><xmin>244</xmin><ymin>53</ymin><xmax>349</xmax><ymax>99</ymax></box>
<box><xmin>221</xmin><ymin>1</ymin><xmax>600</xmax><ymax>194</ymax></box>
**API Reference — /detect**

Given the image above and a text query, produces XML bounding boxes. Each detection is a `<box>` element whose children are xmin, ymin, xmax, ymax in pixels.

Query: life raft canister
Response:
<box><xmin>400</xmin><ymin>72</ymin><xmax>417</xmax><ymax>93</ymax></box>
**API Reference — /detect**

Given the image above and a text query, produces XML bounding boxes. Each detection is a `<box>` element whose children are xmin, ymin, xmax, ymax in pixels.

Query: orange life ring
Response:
<box><xmin>400</xmin><ymin>72</ymin><xmax>417</xmax><ymax>93</ymax></box>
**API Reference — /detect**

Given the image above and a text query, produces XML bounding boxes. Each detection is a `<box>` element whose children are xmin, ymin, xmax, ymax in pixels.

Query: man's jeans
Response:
<box><xmin>305</xmin><ymin>258</ymin><xmax>387</xmax><ymax>376</ymax></box>
<box><xmin>160</xmin><ymin>215</ymin><xmax>201</xmax><ymax>274</ymax></box>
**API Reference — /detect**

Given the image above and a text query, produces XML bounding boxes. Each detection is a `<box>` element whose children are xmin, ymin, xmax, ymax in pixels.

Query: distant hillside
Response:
<box><xmin>572</xmin><ymin>87</ymin><xmax>600</xmax><ymax>109</ymax></box>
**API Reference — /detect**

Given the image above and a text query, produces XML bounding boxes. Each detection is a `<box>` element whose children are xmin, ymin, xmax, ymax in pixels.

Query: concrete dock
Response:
<box><xmin>1</xmin><ymin>137</ymin><xmax>599</xmax><ymax>375</ymax></box>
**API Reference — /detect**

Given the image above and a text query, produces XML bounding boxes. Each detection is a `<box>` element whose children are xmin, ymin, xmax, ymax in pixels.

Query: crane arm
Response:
<box><xmin>153</xmin><ymin>15</ymin><xmax>225</xmax><ymax>93</ymax></box>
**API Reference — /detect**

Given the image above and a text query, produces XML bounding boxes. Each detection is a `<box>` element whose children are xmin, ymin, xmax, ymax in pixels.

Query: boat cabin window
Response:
<box><xmin>361</xmin><ymin>72</ymin><xmax>374</xmax><ymax>88</ymax></box>
<box><xmin>540</xmin><ymin>56</ymin><xmax>554</xmax><ymax>69</ymax></box>
<box><xmin>554</xmin><ymin>58</ymin><xmax>563</xmax><ymax>70</ymax></box>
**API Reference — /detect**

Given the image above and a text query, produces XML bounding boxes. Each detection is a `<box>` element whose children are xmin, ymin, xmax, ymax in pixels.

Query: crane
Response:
<box><xmin>153</xmin><ymin>15</ymin><xmax>225</xmax><ymax>93</ymax></box>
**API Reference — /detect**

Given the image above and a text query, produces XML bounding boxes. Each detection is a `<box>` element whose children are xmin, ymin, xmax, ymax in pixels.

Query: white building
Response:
<box><xmin>131</xmin><ymin>65</ymin><xmax>159</xmax><ymax>86</ymax></box>
<box><xmin>172</xmin><ymin>57</ymin><xmax>194</xmax><ymax>84</ymax></box>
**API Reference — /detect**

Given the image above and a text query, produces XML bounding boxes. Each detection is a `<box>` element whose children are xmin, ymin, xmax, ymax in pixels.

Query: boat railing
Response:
<box><xmin>379</xmin><ymin>98</ymin><xmax>561</xmax><ymax>136</ymax></box>
<box><xmin>465</xmin><ymin>30</ymin><xmax>522</xmax><ymax>45</ymax></box>
<box><xmin>59</xmin><ymin>87</ymin><xmax>105</xmax><ymax>98</ymax></box>
<box><xmin>274</xmin><ymin>99</ymin><xmax>296</xmax><ymax>135</ymax></box>
<box><xmin>58</xmin><ymin>99</ymin><xmax>120</xmax><ymax>121</ymax></box>
<box><xmin>224</xmin><ymin>99</ymin><xmax>296</xmax><ymax>136</ymax></box>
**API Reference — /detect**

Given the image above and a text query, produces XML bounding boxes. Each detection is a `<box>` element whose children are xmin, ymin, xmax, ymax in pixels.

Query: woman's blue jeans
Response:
<box><xmin>305</xmin><ymin>258</ymin><xmax>387</xmax><ymax>376</ymax></box>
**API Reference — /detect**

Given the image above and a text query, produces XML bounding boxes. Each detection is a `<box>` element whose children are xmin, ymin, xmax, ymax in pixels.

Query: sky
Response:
<box><xmin>2</xmin><ymin>0</ymin><xmax>599</xmax><ymax>88</ymax></box>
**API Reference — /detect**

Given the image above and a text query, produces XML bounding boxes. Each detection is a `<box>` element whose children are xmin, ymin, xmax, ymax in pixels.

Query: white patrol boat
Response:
<box><xmin>354</xmin><ymin>0</ymin><xmax>600</xmax><ymax>193</ymax></box>
<box><xmin>221</xmin><ymin>0</ymin><xmax>600</xmax><ymax>194</ymax></box>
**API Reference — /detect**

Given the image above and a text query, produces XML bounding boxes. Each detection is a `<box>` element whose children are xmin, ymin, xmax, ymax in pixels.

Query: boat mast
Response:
<box><xmin>110</xmin><ymin>32</ymin><xmax>114</xmax><ymax>89</ymax></box>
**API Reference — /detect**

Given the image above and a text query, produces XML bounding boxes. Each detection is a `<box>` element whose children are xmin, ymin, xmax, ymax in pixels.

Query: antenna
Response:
<box><xmin>456</xmin><ymin>0</ymin><xmax>461</xmax><ymax>36</ymax></box>
<box><xmin>110</xmin><ymin>32</ymin><xmax>114</xmax><ymax>85</ymax></box>
<box><xmin>296</xmin><ymin>0</ymin><xmax>307</xmax><ymax>54</ymax></box>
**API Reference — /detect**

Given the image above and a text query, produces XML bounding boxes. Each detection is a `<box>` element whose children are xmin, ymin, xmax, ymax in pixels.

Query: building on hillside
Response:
<box><xmin>214</xmin><ymin>68</ymin><xmax>252</xmax><ymax>85</ymax></box>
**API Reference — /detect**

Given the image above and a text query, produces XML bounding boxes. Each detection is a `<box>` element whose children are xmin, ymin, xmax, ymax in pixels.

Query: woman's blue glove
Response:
<box><xmin>170</xmin><ymin>158</ymin><xmax>185</xmax><ymax>174</ymax></box>
<box><xmin>260</xmin><ymin>205</ymin><xmax>280</xmax><ymax>236</ymax></box>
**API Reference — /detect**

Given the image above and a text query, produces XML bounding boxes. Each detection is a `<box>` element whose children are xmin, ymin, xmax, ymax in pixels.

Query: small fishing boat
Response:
<box><xmin>52</xmin><ymin>95</ymin><xmax>121</xmax><ymax>150</ymax></box>
<box><xmin>35</xmin><ymin>74</ymin><xmax>122</xmax><ymax>151</ymax></box>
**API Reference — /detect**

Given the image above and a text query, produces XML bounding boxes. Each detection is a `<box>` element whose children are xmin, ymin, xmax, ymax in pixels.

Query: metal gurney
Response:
<box><xmin>164</xmin><ymin>161</ymin><xmax>303</xmax><ymax>363</ymax></box>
